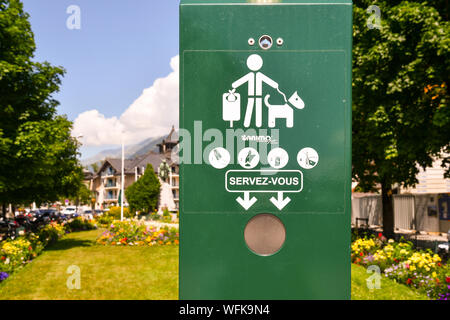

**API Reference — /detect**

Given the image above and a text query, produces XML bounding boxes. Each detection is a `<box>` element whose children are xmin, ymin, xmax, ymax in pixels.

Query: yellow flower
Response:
<box><xmin>432</xmin><ymin>272</ymin><xmax>437</xmax><ymax>278</ymax></box>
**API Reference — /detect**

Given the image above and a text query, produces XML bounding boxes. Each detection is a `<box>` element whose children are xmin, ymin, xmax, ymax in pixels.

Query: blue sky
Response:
<box><xmin>22</xmin><ymin>0</ymin><xmax>179</xmax><ymax>159</ymax></box>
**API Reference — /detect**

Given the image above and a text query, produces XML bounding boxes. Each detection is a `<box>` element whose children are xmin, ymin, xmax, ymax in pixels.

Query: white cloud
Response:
<box><xmin>72</xmin><ymin>56</ymin><xmax>179</xmax><ymax>147</ymax></box>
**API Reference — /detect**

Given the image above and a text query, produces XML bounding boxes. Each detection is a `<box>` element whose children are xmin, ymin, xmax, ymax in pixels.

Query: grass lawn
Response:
<box><xmin>351</xmin><ymin>264</ymin><xmax>429</xmax><ymax>300</ymax></box>
<box><xmin>0</xmin><ymin>229</ymin><xmax>429</xmax><ymax>300</ymax></box>
<box><xmin>0</xmin><ymin>229</ymin><xmax>178</xmax><ymax>300</ymax></box>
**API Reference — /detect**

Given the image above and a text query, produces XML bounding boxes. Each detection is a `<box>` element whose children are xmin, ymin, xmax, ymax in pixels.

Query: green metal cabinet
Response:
<box><xmin>180</xmin><ymin>0</ymin><xmax>352</xmax><ymax>300</ymax></box>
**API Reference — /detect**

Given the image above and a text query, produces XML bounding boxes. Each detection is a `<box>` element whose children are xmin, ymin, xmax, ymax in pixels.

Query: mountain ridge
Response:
<box><xmin>81</xmin><ymin>135</ymin><xmax>165</xmax><ymax>167</ymax></box>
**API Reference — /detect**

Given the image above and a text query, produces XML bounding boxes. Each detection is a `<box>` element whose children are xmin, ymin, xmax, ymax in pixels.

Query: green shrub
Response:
<box><xmin>107</xmin><ymin>206</ymin><xmax>132</xmax><ymax>219</ymax></box>
<box><xmin>96</xmin><ymin>214</ymin><xmax>114</xmax><ymax>227</ymax></box>
<box><xmin>150</xmin><ymin>211</ymin><xmax>160</xmax><ymax>221</ymax></box>
<box><xmin>66</xmin><ymin>218</ymin><xmax>97</xmax><ymax>232</ymax></box>
<box><xmin>38</xmin><ymin>222</ymin><xmax>65</xmax><ymax>245</ymax></box>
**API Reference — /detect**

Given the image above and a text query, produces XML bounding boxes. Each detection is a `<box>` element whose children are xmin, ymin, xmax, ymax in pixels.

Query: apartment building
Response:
<box><xmin>89</xmin><ymin>127</ymin><xmax>179</xmax><ymax>212</ymax></box>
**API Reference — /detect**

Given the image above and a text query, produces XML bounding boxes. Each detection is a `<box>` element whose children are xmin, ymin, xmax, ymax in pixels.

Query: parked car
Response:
<box><xmin>437</xmin><ymin>229</ymin><xmax>450</xmax><ymax>261</ymax></box>
<box><xmin>61</xmin><ymin>206</ymin><xmax>77</xmax><ymax>217</ymax></box>
<box><xmin>27</xmin><ymin>210</ymin><xmax>51</xmax><ymax>231</ymax></box>
<box><xmin>94</xmin><ymin>210</ymin><xmax>103</xmax><ymax>217</ymax></box>
<box><xmin>0</xmin><ymin>218</ymin><xmax>18</xmax><ymax>240</ymax></box>
<box><xmin>42</xmin><ymin>209</ymin><xmax>69</xmax><ymax>223</ymax></box>
<box><xmin>82</xmin><ymin>210</ymin><xmax>94</xmax><ymax>220</ymax></box>
<box><xmin>14</xmin><ymin>215</ymin><xmax>31</xmax><ymax>235</ymax></box>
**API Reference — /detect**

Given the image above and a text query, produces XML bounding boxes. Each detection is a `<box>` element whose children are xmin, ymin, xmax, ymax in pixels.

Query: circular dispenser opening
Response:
<box><xmin>244</xmin><ymin>214</ymin><xmax>286</xmax><ymax>256</ymax></box>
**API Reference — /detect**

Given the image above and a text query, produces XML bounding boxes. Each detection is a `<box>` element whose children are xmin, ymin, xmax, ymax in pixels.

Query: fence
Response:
<box><xmin>352</xmin><ymin>193</ymin><xmax>449</xmax><ymax>233</ymax></box>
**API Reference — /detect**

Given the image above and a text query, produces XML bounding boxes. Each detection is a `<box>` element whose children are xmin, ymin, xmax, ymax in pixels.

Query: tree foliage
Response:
<box><xmin>353</xmin><ymin>0</ymin><xmax>449</xmax><ymax>234</ymax></box>
<box><xmin>125</xmin><ymin>165</ymin><xmax>161</xmax><ymax>214</ymax></box>
<box><xmin>0</xmin><ymin>0</ymin><xmax>82</xmax><ymax>208</ymax></box>
<box><xmin>68</xmin><ymin>183</ymin><xmax>93</xmax><ymax>206</ymax></box>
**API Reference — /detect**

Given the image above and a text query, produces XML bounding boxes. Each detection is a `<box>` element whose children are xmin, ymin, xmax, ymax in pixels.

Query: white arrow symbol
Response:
<box><xmin>270</xmin><ymin>192</ymin><xmax>291</xmax><ymax>211</ymax></box>
<box><xmin>236</xmin><ymin>192</ymin><xmax>257</xmax><ymax>211</ymax></box>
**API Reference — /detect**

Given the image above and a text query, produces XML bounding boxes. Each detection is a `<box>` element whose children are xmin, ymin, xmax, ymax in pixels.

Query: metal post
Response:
<box><xmin>121</xmin><ymin>139</ymin><xmax>124</xmax><ymax>221</ymax></box>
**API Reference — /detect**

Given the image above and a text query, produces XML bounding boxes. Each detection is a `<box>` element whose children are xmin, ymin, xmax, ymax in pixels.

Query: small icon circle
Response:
<box><xmin>209</xmin><ymin>147</ymin><xmax>231</xmax><ymax>169</ymax></box>
<box><xmin>267</xmin><ymin>148</ymin><xmax>289</xmax><ymax>169</ymax></box>
<box><xmin>238</xmin><ymin>147</ymin><xmax>260</xmax><ymax>169</ymax></box>
<box><xmin>297</xmin><ymin>147</ymin><xmax>319</xmax><ymax>169</ymax></box>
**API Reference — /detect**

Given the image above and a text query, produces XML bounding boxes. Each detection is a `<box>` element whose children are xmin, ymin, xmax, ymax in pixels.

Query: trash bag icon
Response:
<box><xmin>223</xmin><ymin>90</ymin><xmax>241</xmax><ymax>128</ymax></box>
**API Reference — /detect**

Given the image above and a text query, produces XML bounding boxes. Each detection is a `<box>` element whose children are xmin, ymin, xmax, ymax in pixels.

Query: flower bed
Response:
<box><xmin>0</xmin><ymin>233</ymin><xmax>45</xmax><ymax>278</ymax></box>
<box><xmin>0</xmin><ymin>218</ymin><xmax>97</xmax><ymax>283</ymax></box>
<box><xmin>352</xmin><ymin>233</ymin><xmax>450</xmax><ymax>300</ymax></box>
<box><xmin>97</xmin><ymin>220</ymin><xmax>179</xmax><ymax>247</ymax></box>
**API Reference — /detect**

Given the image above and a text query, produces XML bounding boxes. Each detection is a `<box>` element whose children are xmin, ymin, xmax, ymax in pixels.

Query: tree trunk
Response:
<box><xmin>381</xmin><ymin>182</ymin><xmax>395</xmax><ymax>238</ymax></box>
<box><xmin>1</xmin><ymin>203</ymin><xmax>6</xmax><ymax>219</ymax></box>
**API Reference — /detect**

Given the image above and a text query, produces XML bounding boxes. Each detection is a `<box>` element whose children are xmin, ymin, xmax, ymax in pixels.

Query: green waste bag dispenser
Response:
<box><xmin>180</xmin><ymin>0</ymin><xmax>352</xmax><ymax>300</ymax></box>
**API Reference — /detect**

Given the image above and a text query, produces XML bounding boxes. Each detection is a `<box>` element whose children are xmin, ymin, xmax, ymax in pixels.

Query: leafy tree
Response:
<box><xmin>353</xmin><ymin>1</ymin><xmax>449</xmax><ymax>235</ymax></box>
<box><xmin>0</xmin><ymin>0</ymin><xmax>82</xmax><ymax>216</ymax></box>
<box><xmin>68</xmin><ymin>183</ymin><xmax>93</xmax><ymax>207</ymax></box>
<box><xmin>90</xmin><ymin>162</ymin><xmax>100</xmax><ymax>174</ymax></box>
<box><xmin>125</xmin><ymin>164</ymin><xmax>161</xmax><ymax>214</ymax></box>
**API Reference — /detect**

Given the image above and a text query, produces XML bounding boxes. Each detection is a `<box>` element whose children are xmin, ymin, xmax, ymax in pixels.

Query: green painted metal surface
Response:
<box><xmin>180</xmin><ymin>0</ymin><xmax>352</xmax><ymax>299</ymax></box>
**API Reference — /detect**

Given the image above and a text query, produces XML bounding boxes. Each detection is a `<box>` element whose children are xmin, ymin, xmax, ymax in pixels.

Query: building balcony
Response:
<box><xmin>101</xmin><ymin>173</ymin><xmax>116</xmax><ymax>178</ymax></box>
<box><xmin>104</xmin><ymin>198</ymin><xmax>118</xmax><ymax>202</ymax></box>
<box><xmin>104</xmin><ymin>184</ymin><xmax>119</xmax><ymax>189</ymax></box>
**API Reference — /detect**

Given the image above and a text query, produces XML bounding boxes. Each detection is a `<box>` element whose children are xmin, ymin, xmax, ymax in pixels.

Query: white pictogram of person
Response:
<box><xmin>230</xmin><ymin>54</ymin><xmax>283</xmax><ymax>128</ymax></box>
